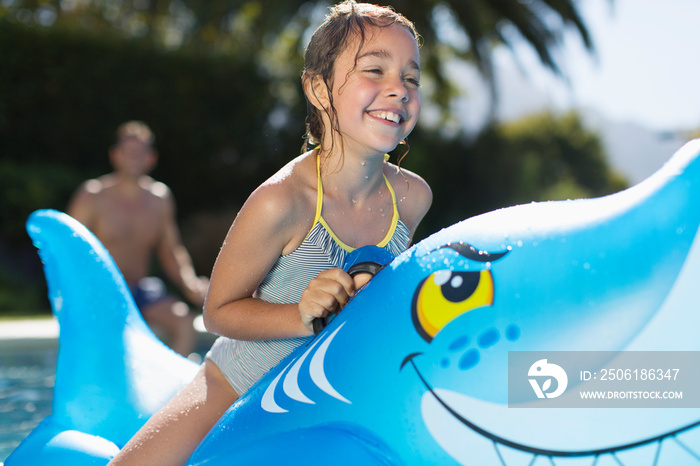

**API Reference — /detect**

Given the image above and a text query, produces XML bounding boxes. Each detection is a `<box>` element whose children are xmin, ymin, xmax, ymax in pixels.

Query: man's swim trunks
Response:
<box><xmin>130</xmin><ymin>277</ymin><xmax>170</xmax><ymax>312</ymax></box>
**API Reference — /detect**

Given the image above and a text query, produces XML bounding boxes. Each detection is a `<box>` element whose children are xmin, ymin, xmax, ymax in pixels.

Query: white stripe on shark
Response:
<box><xmin>261</xmin><ymin>322</ymin><xmax>350</xmax><ymax>413</ymax></box>
<box><xmin>310</xmin><ymin>323</ymin><xmax>351</xmax><ymax>404</ymax></box>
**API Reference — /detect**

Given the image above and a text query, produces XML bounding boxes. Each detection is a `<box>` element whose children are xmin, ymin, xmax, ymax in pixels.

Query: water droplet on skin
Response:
<box><xmin>352</xmin><ymin>199</ymin><xmax>357</xmax><ymax>204</ymax></box>
<box><xmin>361</xmin><ymin>161</ymin><xmax>366</xmax><ymax>166</ymax></box>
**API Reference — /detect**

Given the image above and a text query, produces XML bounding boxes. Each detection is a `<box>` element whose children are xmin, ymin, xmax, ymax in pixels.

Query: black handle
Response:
<box><xmin>312</xmin><ymin>261</ymin><xmax>384</xmax><ymax>335</ymax></box>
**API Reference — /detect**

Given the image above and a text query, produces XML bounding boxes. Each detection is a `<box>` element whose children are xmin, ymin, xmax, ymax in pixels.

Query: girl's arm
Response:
<box><xmin>203</xmin><ymin>180</ymin><xmax>354</xmax><ymax>340</ymax></box>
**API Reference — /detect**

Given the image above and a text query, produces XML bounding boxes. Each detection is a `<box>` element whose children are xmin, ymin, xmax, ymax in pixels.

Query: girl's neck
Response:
<box><xmin>319</xmin><ymin>148</ymin><xmax>386</xmax><ymax>203</ymax></box>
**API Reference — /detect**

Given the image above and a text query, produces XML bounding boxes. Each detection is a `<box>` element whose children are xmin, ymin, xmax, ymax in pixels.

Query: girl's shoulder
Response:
<box><xmin>244</xmin><ymin>151</ymin><xmax>319</xmax><ymax>226</ymax></box>
<box><xmin>212</xmin><ymin>152</ymin><xmax>318</xmax><ymax>263</ymax></box>
<box><xmin>259</xmin><ymin>151</ymin><xmax>317</xmax><ymax>199</ymax></box>
<box><xmin>383</xmin><ymin>162</ymin><xmax>433</xmax><ymax>235</ymax></box>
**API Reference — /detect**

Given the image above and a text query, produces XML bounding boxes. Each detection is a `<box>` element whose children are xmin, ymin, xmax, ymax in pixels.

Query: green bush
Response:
<box><xmin>410</xmin><ymin>112</ymin><xmax>628</xmax><ymax>237</ymax></box>
<box><xmin>0</xmin><ymin>20</ymin><xmax>278</xmax><ymax>312</ymax></box>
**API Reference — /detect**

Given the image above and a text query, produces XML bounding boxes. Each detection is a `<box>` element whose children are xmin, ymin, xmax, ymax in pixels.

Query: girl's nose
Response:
<box><xmin>385</xmin><ymin>76</ymin><xmax>410</xmax><ymax>102</ymax></box>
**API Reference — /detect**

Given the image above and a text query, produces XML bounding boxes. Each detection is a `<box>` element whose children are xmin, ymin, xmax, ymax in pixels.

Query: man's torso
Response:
<box><xmin>88</xmin><ymin>176</ymin><xmax>168</xmax><ymax>284</ymax></box>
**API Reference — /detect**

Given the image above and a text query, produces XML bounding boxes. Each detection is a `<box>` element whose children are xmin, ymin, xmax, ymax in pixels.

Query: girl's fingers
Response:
<box><xmin>299</xmin><ymin>268</ymin><xmax>356</xmax><ymax>324</ymax></box>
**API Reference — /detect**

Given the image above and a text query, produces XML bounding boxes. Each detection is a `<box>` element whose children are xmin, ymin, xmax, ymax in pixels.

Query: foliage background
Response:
<box><xmin>0</xmin><ymin>3</ymin><xmax>627</xmax><ymax>313</ymax></box>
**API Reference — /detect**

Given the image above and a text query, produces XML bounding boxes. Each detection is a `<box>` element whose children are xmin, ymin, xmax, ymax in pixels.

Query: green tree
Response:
<box><xmin>411</xmin><ymin>111</ymin><xmax>628</xmax><ymax>236</ymax></box>
<box><xmin>498</xmin><ymin>111</ymin><xmax>627</xmax><ymax>202</ymax></box>
<box><xmin>1</xmin><ymin>0</ymin><xmax>594</xmax><ymax>110</ymax></box>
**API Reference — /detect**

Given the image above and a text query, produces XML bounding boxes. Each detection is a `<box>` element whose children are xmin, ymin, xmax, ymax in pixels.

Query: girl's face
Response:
<box><xmin>329</xmin><ymin>23</ymin><xmax>421</xmax><ymax>157</ymax></box>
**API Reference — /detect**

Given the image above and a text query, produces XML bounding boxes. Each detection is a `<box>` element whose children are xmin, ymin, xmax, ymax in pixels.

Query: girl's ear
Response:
<box><xmin>303</xmin><ymin>73</ymin><xmax>330</xmax><ymax>111</ymax></box>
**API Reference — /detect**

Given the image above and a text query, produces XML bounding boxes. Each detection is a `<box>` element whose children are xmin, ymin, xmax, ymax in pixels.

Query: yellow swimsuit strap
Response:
<box><xmin>315</xmin><ymin>154</ymin><xmax>400</xmax><ymax>252</ymax></box>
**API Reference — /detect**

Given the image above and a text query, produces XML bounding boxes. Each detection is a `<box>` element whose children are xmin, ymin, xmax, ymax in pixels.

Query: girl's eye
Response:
<box><xmin>365</xmin><ymin>68</ymin><xmax>383</xmax><ymax>75</ymax></box>
<box><xmin>405</xmin><ymin>77</ymin><xmax>421</xmax><ymax>88</ymax></box>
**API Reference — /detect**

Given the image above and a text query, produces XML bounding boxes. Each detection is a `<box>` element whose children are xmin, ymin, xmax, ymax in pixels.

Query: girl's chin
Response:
<box><xmin>338</xmin><ymin>132</ymin><xmax>409</xmax><ymax>156</ymax></box>
<box><xmin>365</xmin><ymin>137</ymin><xmax>408</xmax><ymax>154</ymax></box>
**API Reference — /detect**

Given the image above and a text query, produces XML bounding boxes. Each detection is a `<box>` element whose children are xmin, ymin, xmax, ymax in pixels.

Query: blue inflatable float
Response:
<box><xmin>7</xmin><ymin>139</ymin><xmax>700</xmax><ymax>465</ymax></box>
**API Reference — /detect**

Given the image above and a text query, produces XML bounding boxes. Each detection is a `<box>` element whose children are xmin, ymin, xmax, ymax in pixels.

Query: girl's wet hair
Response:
<box><xmin>301</xmin><ymin>1</ymin><xmax>419</xmax><ymax>155</ymax></box>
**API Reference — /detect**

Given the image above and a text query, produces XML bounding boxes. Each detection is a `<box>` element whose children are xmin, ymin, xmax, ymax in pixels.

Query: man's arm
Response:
<box><xmin>67</xmin><ymin>180</ymin><xmax>100</xmax><ymax>229</ymax></box>
<box><xmin>155</xmin><ymin>187</ymin><xmax>209</xmax><ymax>307</ymax></box>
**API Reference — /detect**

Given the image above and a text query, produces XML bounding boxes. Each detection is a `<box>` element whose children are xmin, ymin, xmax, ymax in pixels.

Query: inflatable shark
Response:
<box><xmin>6</xmin><ymin>209</ymin><xmax>200</xmax><ymax>464</ymax></box>
<box><xmin>7</xmin><ymin>139</ymin><xmax>700</xmax><ymax>465</ymax></box>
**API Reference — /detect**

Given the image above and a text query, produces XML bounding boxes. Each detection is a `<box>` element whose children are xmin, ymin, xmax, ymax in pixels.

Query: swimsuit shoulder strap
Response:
<box><xmin>313</xmin><ymin>153</ymin><xmax>324</xmax><ymax>225</ymax></box>
<box><xmin>376</xmin><ymin>169</ymin><xmax>400</xmax><ymax>248</ymax></box>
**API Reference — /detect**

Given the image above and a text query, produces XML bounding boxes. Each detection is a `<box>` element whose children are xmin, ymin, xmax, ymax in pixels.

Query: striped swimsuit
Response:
<box><xmin>206</xmin><ymin>157</ymin><xmax>410</xmax><ymax>395</ymax></box>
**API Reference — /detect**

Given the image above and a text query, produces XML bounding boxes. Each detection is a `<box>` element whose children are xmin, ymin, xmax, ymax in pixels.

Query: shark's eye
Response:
<box><xmin>411</xmin><ymin>270</ymin><xmax>495</xmax><ymax>342</ymax></box>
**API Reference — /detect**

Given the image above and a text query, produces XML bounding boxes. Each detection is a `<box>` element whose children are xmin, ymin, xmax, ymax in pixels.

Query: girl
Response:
<box><xmin>109</xmin><ymin>1</ymin><xmax>431</xmax><ymax>464</ymax></box>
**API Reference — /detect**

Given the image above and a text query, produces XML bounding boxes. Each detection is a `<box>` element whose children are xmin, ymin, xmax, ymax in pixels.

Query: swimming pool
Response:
<box><xmin>0</xmin><ymin>338</ymin><xmax>56</xmax><ymax>463</ymax></box>
<box><xmin>0</xmin><ymin>317</ymin><xmax>214</xmax><ymax>463</ymax></box>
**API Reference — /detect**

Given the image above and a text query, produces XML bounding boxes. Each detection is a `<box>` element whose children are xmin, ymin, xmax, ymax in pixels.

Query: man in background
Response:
<box><xmin>68</xmin><ymin>121</ymin><xmax>208</xmax><ymax>357</ymax></box>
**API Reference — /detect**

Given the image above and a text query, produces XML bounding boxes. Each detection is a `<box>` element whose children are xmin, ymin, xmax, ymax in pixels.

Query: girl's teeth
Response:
<box><xmin>376</xmin><ymin>111</ymin><xmax>400</xmax><ymax>123</ymax></box>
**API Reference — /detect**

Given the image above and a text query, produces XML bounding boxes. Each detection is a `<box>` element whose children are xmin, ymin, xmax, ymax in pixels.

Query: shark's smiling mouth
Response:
<box><xmin>401</xmin><ymin>354</ymin><xmax>700</xmax><ymax>464</ymax></box>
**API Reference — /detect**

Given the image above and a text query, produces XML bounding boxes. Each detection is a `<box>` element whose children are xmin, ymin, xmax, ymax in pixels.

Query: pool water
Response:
<box><xmin>0</xmin><ymin>324</ymin><xmax>214</xmax><ymax>464</ymax></box>
<box><xmin>0</xmin><ymin>340</ymin><xmax>56</xmax><ymax>463</ymax></box>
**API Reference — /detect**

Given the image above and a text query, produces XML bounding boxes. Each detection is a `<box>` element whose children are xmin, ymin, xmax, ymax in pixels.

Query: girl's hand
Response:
<box><xmin>351</xmin><ymin>272</ymin><xmax>373</xmax><ymax>291</ymax></box>
<box><xmin>299</xmin><ymin>268</ymin><xmax>355</xmax><ymax>332</ymax></box>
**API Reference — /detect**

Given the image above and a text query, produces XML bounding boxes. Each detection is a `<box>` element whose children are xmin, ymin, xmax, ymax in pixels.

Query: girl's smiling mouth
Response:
<box><xmin>367</xmin><ymin>110</ymin><xmax>404</xmax><ymax>124</ymax></box>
